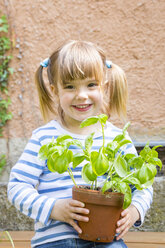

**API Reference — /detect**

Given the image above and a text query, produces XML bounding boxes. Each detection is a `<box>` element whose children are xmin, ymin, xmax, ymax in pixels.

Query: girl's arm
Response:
<box><xmin>7</xmin><ymin>133</ymin><xmax>56</xmax><ymax>226</ymax></box>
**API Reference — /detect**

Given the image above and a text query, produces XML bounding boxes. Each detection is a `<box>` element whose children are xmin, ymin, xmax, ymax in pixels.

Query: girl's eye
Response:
<box><xmin>64</xmin><ymin>85</ymin><xmax>74</xmax><ymax>89</ymax></box>
<box><xmin>88</xmin><ymin>82</ymin><xmax>98</xmax><ymax>87</ymax></box>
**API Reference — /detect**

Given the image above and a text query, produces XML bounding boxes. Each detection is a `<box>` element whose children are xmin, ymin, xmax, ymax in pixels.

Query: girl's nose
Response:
<box><xmin>75</xmin><ymin>89</ymin><xmax>88</xmax><ymax>99</ymax></box>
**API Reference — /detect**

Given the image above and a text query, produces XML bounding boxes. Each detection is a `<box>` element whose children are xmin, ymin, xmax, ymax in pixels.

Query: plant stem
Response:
<box><xmin>91</xmin><ymin>181</ymin><xmax>94</xmax><ymax>190</ymax></box>
<box><xmin>94</xmin><ymin>179</ymin><xmax>97</xmax><ymax>189</ymax></box>
<box><xmin>120</xmin><ymin>169</ymin><xmax>138</xmax><ymax>182</ymax></box>
<box><xmin>67</xmin><ymin>167</ymin><xmax>77</xmax><ymax>187</ymax></box>
<box><xmin>103</xmin><ymin>163</ymin><xmax>114</xmax><ymax>185</ymax></box>
<box><xmin>101</xmin><ymin>123</ymin><xmax>105</xmax><ymax>148</ymax></box>
<box><xmin>3</xmin><ymin>231</ymin><xmax>15</xmax><ymax>248</ymax></box>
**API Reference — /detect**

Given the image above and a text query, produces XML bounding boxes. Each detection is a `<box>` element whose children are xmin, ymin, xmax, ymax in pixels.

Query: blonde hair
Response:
<box><xmin>35</xmin><ymin>40</ymin><xmax>128</xmax><ymax>122</ymax></box>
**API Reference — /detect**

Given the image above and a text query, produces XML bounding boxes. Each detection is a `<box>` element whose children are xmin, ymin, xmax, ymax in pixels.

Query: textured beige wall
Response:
<box><xmin>1</xmin><ymin>0</ymin><xmax>165</xmax><ymax>141</ymax></box>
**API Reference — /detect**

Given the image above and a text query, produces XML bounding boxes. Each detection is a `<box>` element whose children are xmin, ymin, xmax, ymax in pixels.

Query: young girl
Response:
<box><xmin>8</xmin><ymin>40</ymin><xmax>153</xmax><ymax>248</ymax></box>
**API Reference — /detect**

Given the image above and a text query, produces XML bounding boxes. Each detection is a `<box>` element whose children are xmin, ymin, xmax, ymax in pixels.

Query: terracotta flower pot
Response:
<box><xmin>72</xmin><ymin>186</ymin><xmax>124</xmax><ymax>243</ymax></box>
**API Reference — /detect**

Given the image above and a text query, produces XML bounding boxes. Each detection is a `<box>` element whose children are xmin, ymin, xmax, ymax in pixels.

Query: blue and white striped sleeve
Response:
<box><xmin>124</xmin><ymin>134</ymin><xmax>153</xmax><ymax>226</ymax></box>
<box><xmin>7</xmin><ymin>132</ymin><xmax>56</xmax><ymax>226</ymax></box>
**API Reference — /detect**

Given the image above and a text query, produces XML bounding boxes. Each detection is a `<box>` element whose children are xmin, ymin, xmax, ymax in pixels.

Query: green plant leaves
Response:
<box><xmin>137</xmin><ymin>163</ymin><xmax>157</xmax><ymax>184</ymax></box>
<box><xmin>0</xmin><ymin>154</ymin><xmax>6</xmax><ymax>175</ymax></box>
<box><xmin>38</xmin><ymin>114</ymin><xmax>162</xmax><ymax>211</ymax></box>
<box><xmin>80</xmin><ymin>116</ymin><xmax>99</xmax><ymax>128</ymax></box>
<box><xmin>73</xmin><ymin>153</ymin><xmax>85</xmax><ymax>168</ymax></box>
<box><xmin>56</xmin><ymin>134</ymin><xmax>73</xmax><ymax>144</ymax></box>
<box><xmin>91</xmin><ymin>148</ymin><xmax>109</xmax><ymax>176</ymax></box>
<box><xmin>38</xmin><ymin>144</ymin><xmax>49</xmax><ymax>160</ymax></box>
<box><xmin>82</xmin><ymin>163</ymin><xmax>97</xmax><ymax>183</ymax></box>
<box><xmin>84</xmin><ymin>132</ymin><xmax>94</xmax><ymax>156</ymax></box>
<box><xmin>98</xmin><ymin>114</ymin><xmax>108</xmax><ymax>125</ymax></box>
<box><xmin>117</xmin><ymin>182</ymin><xmax>132</xmax><ymax>209</ymax></box>
<box><xmin>102</xmin><ymin>181</ymin><xmax>113</xmax><ymax>193</ymax></box>
<box><xmin>0</xmin><ymin>14</ymin><xmax>13</xmax><ymax>135</ymax></box>
<box><xmin>80</xmin><ymin>114</ymin><xmax>108</xmax><ymax>128</ymax></box>
<box><xmin>129</xmin><ymin>156</ymin><xmax>144</xmax><ymax>169</ymax></box>
<box><xmin>148</xmin><ymin>157</ymin><xmax>162</xmax><ymax>170</ymax></box>
<box><xmin>47</xmin><ymin>150</ymin><xmax>72</xmax><ymax>174</ymax></box>
<box><xmin>122</xmin><ymin>122</ymin><xmax>130</xmax><ymax>136</ymax></box>
<box><xmin>114</xmin><ymin>155</ymin><xmax>130</xmax><ymax>178</ymax></box>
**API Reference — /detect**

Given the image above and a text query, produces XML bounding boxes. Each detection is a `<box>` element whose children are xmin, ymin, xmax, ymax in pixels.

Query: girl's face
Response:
<box><xmin>57</xmin><ymin>78</ymin><xmax>103</xmax><ymax>128</ymax></box>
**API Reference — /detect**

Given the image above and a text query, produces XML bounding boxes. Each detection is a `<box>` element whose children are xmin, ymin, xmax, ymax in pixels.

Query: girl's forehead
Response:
<box><xmin>63</xmin><ymin>77</ymin><xmax>98</xmax><ymax>84</ymax></box>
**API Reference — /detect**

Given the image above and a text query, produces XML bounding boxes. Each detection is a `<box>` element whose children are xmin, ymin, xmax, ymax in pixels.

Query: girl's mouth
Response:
<box><xmin>72</xmin><ymin>104</ymin><xmax>92</xmax><ymax>112</ymax></box>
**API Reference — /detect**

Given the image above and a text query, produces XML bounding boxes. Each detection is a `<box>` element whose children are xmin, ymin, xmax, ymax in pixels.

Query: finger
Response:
<box><xmin>117</xmin><ymin>215</ymin><xmax>129</xmax><ymax>227</ymax></box>
<box><xmin>69</xmin><ymin>199</ymin><xmax>85</xmax><ymax>208</ymax></box>
<box><xmin>69</xmin><ymin>219</ymin><xmax>82</xmax><ymax>234</ymax></box>
<box><xmin>120</xmin><ymin>208</ymin><xmax>128</xmax><ymax>217</ymax></box>
<box><xmin>116</xmin><ymin>219</ymin><xmax>130</xmax><ymax>234</ymax></box>
<box><xmin>116</xmin><ymin>225</ymin><xmax>129</xmax><ymax>240</ymax></box>
<box><xmin>70</xmin><ymin>205</ymin><xmax>89</xmax><ymax>215</ymax></box>
<box><xmin>71</xmin><ymin>212</ymin><xmax>89</xmax><ymax>222</ymax></box>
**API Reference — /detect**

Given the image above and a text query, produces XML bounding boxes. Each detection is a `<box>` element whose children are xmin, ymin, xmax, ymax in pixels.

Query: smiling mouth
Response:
<box><xmin>72</xmin><ymin>104</ymin><xmax>92</xmax><ymax>111</ymax></box>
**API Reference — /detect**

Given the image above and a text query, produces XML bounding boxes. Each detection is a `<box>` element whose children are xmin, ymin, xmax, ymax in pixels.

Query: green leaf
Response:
<box><xmin>113</xmin><ymin>134</ymin><xmax>124</xmax><ymax>142</ymax></box>
<box><xmin>91</xmin><ymin>148</ymin><xmax>109</xmax><ymax>176</ymax></box>
<box><xmin>114</xmin><ymin>155</ymin><xmax>129</xmax><ymax>178</ymax></box>
<box><xmin>142</xmin><ymin>177</ymin><xmax>154</xmax><ymax>188</ymax></box>
<box><xmin>105</xmin><ymin>147</ymin><xmax>115</xmax><ymax>159</ymax></box>
<box><xmin>138</xmin><ymin>163</ymin><xmax>157</xmax><ymax>184</ymax></box>
<box><xmin>56</xmin><ymin>134</ymin><xmax>73</xmax><ymax>144</ymax></box>
<box><xmin>140</xmin><ymin>143</ymin><xmax>151</xmax><ymax>159</ymax></box>
<box><xmin>47</xmin><ymin>151</ymin><xmax>69</xmax><ymax>174</ymax></box>
<box><xmin>130</xmin><ymin>156</ymin><xmax>144</xmax><ymax>169</ymax></box>
<box><xmin>152</xmin><ymin>145</ymin><xmax>163</xmax><ymax>151</ymax></box>
<box><xmin>117</xmin><ymin>182</ymin><xmax>132</xmax><ymax>209</ymax></box>
<box><xmin>0</xmin><ymin>24</ymin><xmax>8</xmax><ymax>32</ymax></box>
<box><xmin>47</xmin><ymin>154</ymin><xmax>57</xmax><ymax>172</ymax></box>
<box><xmin>80</xmin><ymin>116</ymin><xmax>99</xmax><ymax>128</ymax></box>
<box><xmin>8</xmin><ymin>67</ymin><xmax>14</xmax><ymax>74</ymax></box>
<box><xmin>123</xmin><ymin>176</ymin><xmax>143</xmax><ymax>190</ymax></box>
<box><xmin>38</xmin><ymin>144</ymin><xmax>49</xmax><ymax>160</ymax></box>
<box><xmin>123</xmin><ymin>153</ymin><xmax>136</xmax><ymax>163</ymax></box>
<box><xmin>123</xmin><ymin>122</ymin><xmax>130</xmax><ymax>136</ymax></box>
<box><xmin>107</xmin><ymin>141</ymin><xmax>119</xmax><ymax>152</ymax></box>
<box><xmin>73</xmin><ymin>153</ymin><xmax>85</xmax><ymax>168</ymax></box>
<box><xmin>146</xmin><ymin>150</ymin><xmax>158</xmax><ymax>161</ymax></box>
<box><xmin>63</xmin><ymin>139</ymin><xmax>83</xmax><ymax>149</ymax></box>
<box><xmin>114</xmin><ymin>139</ymin><xmax>132</xmax><ymax>154</ymax></box>
<box><xmin>66</xmin><ymin>150</ymin><xmax>73</xmax><ymax>163</ymax></box>
<box><xmin>98</xmin><ymin>114</ymin><xmax>108</xmax><ymax>125</ymax></box>
<box><xmin>102</xmin><ymin>181</ymin><xmax>113</xmax><ymax>193</ymax></box>
<box><xmin>0</xmin><ymin>154</ymin><xmax>6</xmax><ymax>175</ymax></box>
<box><xmin>47</xmin><ymin>145</ymin><xmax>64</xmax><ymax>156</ymax></box>
<box><xmin>82</xmin><ymin>163</ymin><xmax>97</xmax><ymax>183</ymax></box>
<box><xmin>85</xmin><ymin>132</ymin><xmax>94</xmax><ymax>155</ymax></box>
<box><xmin>0</xmin><ymin>15</ymin><xmax>7</xmax><ymax>24</ymax></box>
<box><xmin>148</xmin><ymin>157</ymin><xmax>162</xmax><ymax>170</ymax></box>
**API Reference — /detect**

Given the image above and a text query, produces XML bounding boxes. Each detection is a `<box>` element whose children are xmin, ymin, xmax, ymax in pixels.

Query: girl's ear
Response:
<box><xmin>50</xmin><ymin>84</ymin><xmax>56</xmax><ymax>95</ymax></box>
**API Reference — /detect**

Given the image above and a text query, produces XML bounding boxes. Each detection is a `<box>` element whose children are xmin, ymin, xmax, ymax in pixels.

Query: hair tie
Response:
<box><xmin>40</xmin><ymin>58</ymin><xmax>49</xmax><ymax>67</ymax></box>
<box><xmin>105</xmin><ymin>60</ymin><xmax>112</xmax><ymax>69</ymax></box>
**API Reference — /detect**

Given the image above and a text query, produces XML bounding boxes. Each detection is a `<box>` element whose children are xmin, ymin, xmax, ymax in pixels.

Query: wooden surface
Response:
<box><xmin>0</xmin><ymin>231</ymin><xmax>165</xmax><ymax>248</ymax></box>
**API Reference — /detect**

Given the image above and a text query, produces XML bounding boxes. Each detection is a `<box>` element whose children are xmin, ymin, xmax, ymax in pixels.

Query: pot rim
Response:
<box><xmin>72</xmin><ymin>185</ymin><xmax>124</xmax><ymax>206</ymax></box>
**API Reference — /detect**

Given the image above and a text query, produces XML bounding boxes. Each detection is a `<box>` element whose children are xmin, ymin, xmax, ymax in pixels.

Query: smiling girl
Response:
<box><xmin>8</xmin><ymin>40</ymin><xmax>152</xmax><ymax>248</ymax></box>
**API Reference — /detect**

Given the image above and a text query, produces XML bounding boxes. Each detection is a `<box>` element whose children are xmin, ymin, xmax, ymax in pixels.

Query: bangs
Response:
<box><xmin>58</xmin><ymin>41</ymin><xmax>104</xmax><ymax>84</ymax></box>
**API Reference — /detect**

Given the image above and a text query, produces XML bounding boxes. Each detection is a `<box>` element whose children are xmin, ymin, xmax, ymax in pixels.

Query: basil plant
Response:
<box><xmin>38</xmin><ymin>114</ymin><xmax>162</xmax><ymax>209</ymax></box>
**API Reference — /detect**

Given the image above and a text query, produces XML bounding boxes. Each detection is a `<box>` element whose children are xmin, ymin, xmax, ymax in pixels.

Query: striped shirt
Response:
<box><xmin>7</xmin><ymin>120</ymin><xmax>153</xmax><ymax>247</ymax></box>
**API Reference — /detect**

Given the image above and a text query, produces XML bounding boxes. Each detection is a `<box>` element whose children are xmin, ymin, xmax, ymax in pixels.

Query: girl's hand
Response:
<box><xmin>116</xmin><ymin>204</ymin><xmax>140</xmax><ymax>240</ymax></box>
<box><xmin>50</xmin><ymin>199</ymin><xmax>89</xmax><ymax>234</ymax></box>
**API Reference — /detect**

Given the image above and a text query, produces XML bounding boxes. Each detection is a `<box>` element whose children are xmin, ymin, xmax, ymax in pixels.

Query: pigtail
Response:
<box><xmin>109</xmin><ymin>63</ymin><xmax>128</xmax><ymax>119</ymax></box>
<box><xmin>35</xmin><ymin>66</ymin><xmax>56</xmax><ymax>122</ymax></box>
